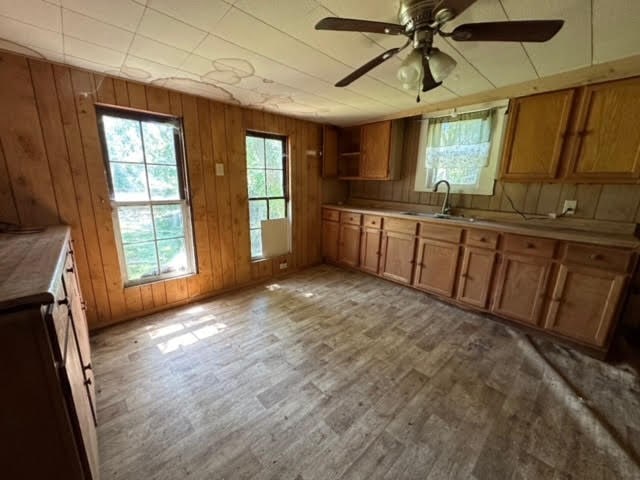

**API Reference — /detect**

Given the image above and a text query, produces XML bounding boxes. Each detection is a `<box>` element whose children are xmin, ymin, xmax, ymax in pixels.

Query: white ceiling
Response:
<box><xmin>0</xmin><ymin>0</ymin><xmax>639</xmax><ymax>125</ymax></box>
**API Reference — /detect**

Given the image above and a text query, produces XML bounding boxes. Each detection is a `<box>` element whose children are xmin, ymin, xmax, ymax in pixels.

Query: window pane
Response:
<box><xmin>266</xmin><ymin>170</ymin><xmax>284</xmax><ymax>197</ymax></box>
<box><xmin>118</xmin><ymin>206</ymin><xmax>154</xmax><ymax>243</ymax></box>
<box><xmin>110</xmin><ymin>163</ymin><xmax>149</xmax><ymax>201</ymax></box>
<box><xmin>246</xmin><ymin>136</ymin><xmax>265</xmax><ymax>168</ymax></box>
<box><xmin>268</xmin><ymin>199</ymin><xmax>286</xmax><ymax>219</ymax></box>
<box><xmin>157</xmin><ymin>237</ymin><xmax>187</xmax><ymax>274</ymax></box>
<box><xmin>265</xmin><ymin>139</ymin><xmax>283</xmax><ymax>169</ymax></box>
<box><xmin>249</xmin><ymin>199</ymin><xmax>267</xmax><ymax>229</ymax></box>
<box><xmin>123</xmin><ymin>241</ymin><xmax>158</xmax><ymax>281</ymax></box>
<box><xmin>153</xmin><ymin>204</ymin><xmax>184</xmax><ymax>239</ymax></box>
<box><xmin>148</xmin><ymin>164</ymin><xmax>181</xmax><ymax>200</ymax></box>
<box><xmin>142</xmin><ymin>121</ymin><xmax>176</xmax><ymax>165</ymax></box>
<box><xmin>102</xmin><ymin>116</ymin><xmax>143</xmax><ymax>163</ymax></box>
<box><xmin>247</xmin><ymin>169</ymin><xmax>266</xmax><ymax>198</ymax></box>
<box><xmin>250</xmin><ymin>229</ymin><xmax>262</xmax><ymax>258</ymax></box>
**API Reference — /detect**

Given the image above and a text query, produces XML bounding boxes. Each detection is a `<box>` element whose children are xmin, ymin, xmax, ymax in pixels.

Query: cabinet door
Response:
<box><xmin>338</xmin><ymin>224</ymin><xmax>361</xmax><ymax>268</ymax></box>
<box><xmin>457</xmin><ymin>247</ymin><xmax>496</xmax><ymax>309</ymax></box>
<box><xmin>491</xmin><ymin>254</ymin><xmax>551</xmax><ymax>325</ymax></box>
<box><xmin>380</xmin><ymin>231</ymin><xmax>416</xmax><ymax>284</ymax></box>
<box><xmin>360</xmin><ymin>227</ymin><xmax>382</xmax><ymax>275</ymax></box>
<box><xmin>322</xmin><ymin>125</ymin><xmax>338</xmax><ymax>178</ymax></box>
<box><xmin>565</xmin><ymin>78</ymin><xmax>640</xmax><ymax>180</ymax></box>
<box><xmin>543</xmin><ymin>264</ymin><xmax>626</xmax><ymax>346</ymax></box>
<box><xmin>412</xmin><ymin>238</ymin><xmax>460</xmax><ymax>297</ymax></box>
<box><xmin>361</xmin><ymin>121</ymin><xmax>391</xmax><ymax>179</ymax></box>
<box><xmin>322</xmin><ymin>220</ymin><xmax>339</xmax><ymax>262</ymax></box>
<box><xmin>501</xmin><ymin>89</ymin><xmax>574</xmax><ymax>181</ymax></box>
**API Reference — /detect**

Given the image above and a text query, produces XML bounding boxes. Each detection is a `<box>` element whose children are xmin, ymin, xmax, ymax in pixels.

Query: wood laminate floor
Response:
<box><xmin>92</xmin><ymin>265</ymin><xmax>640</xmax><ymax>480</ymax></box>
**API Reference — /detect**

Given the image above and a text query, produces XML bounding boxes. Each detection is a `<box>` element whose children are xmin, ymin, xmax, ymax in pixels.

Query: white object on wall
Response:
<box><xmin>261</xmin><ymin>218</ymin><xmax>290</xmax><ymax>258</ymax></box>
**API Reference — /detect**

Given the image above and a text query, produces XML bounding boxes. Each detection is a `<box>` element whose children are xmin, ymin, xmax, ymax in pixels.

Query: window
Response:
<box><xmin>97</xmin><ymin>107</ymin><xmax>195</xmax><ymax>286</ymax></box>
<box><xmin>414</xmin><ymin>101</ymin><xmax>508</xmax><ymax>195</ymax></box>
<box><xmin>245</xmin><ymin>132</ymin><xmax>288</xmax><ymax>259</ymax></box>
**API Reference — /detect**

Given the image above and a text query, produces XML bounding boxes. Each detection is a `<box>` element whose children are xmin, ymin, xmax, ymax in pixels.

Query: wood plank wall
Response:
<box><xmin>350</xmin><ymin>116</ymin><xmax>640</xmax><ymax>225</ymax></box>
<box><xmin>0</xmin><ymin>51</ymin><xmax>323</xmax><ymax>329</ymax></box>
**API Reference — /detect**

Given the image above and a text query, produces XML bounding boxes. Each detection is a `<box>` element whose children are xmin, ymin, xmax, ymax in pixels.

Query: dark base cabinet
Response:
<box><xmin>0</xmin><ymin>226</ymin><xmax>99</xmax><ymax>479</ymax></box>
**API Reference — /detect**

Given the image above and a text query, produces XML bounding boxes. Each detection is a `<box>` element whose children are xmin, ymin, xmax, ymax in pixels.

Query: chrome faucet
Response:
<box><xmin>433</xmin><ymin>179</ymin><xmax>451</xmax><ymax>216</ymax></box>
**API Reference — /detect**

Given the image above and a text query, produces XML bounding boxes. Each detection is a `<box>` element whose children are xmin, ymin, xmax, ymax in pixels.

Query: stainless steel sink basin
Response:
<box><xmin>400</xmin><ymin>212</ymin><xmax>475</xmax><ymax>222</ymax></box>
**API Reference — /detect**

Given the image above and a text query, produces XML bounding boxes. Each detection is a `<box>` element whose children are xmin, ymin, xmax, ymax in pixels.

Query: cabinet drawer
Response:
<box><xmin>466</xmin><ymin>229</ymin><xmax>499</xmax><ymax>249</ymax></box>
<box><xmin>363</xmin><ymin>215</ymin><xmax>382</xmax><ymax>229</ymax></box>
<box><xmin>340</xmin><ymin>212</ymin><xmax>362</xmax><ymax>226</ymax></box>
<box><xmin>504</xmin><ymin>234</ymin><xmax>556</xmax><ymax>258</ymax></box>
<box><xmin>383</xmin><ymin>218</ymin><xmax>417</xmax><ymax>235</ymax></box>
<box><xmin>322</xmin><ymin>208</ymin><xmax>340</xmax><ymax>222</ymax></box>
<box><xmin>418</xmin><ymin>222</ymin><xmax>462</xmax><ymax>243</ymax></box>
<box><xmin>564</xmin><ymin>243</ymin><xmax>633</xmax><ymax>273</ymax></box>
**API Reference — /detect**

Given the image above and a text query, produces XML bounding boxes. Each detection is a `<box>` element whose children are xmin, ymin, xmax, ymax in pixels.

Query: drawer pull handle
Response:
<box><xmin>589</xmin><ymin>254</ymin><xmax>603</xmax><ymax>261</ymax></box>
<box><xmin>479</xmin><ymin>237</ymin><xmax>486</xmax><ymax>242</ymax></box>
<box><xmin>84</xmin><ymin>378</ymin><xmax>92</xmax><ymax>387</ymax></box>
<box><xmin>57</xmin><ymin>298</ymin><xmax>69</xmax><ymax>306</ymax></box>
<box><xmin>66</xmin><ymin>267</ymin><xmax>74</xmax><ymax>273</ymax></box>
<box><xmin>526</xmin><ymin>243</ymin><xmax>535</xmax><ymax>249</ymax></box>
<box><xmin>83</xmin><ymin>363</ymin><xmax>92</xmax><ymax>372</ymax></box>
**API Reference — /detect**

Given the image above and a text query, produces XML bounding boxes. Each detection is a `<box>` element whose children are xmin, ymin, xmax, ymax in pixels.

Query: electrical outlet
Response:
<box><xmin>563</xmin><ymin>200</ymin><xmax>577</xmax><ymax>215</ymax></box>
<box><xmin>215</xmin><ymin>163</ymin><xmax>224</xmax><ymax>176</ymax></box>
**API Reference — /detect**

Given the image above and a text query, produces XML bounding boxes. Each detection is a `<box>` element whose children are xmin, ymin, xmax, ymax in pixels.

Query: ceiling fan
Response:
<box><xmin>315</xmin><ymin>0</ymin><xmax>564</xmax><ymax>101</ymax></box>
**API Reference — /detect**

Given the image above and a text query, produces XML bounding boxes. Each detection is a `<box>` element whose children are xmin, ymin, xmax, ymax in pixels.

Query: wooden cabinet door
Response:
<box><xmin>380</xmin><ymin>231</ymin><xmax>416</xmax><ymax>285</ymax></box>
<box><xmin>360</xmin><ymin>121</ymin><xmax>391</xmax><ymax>179</ymax></box>
<box><xmin>501</xmin><ymin>89</ymin><xmax>574</xmax><ymax>181</ymax></box>
<box><xmin>338</xmin><ymin>224</ymin><xmax>361</xmax><ymax>268</ymax></box>
<box><xmin>322</xmin><ymin>125</ymin><xmax>338</xmax><ymax>178</ymax></box>
<box><xmin>491</xmin><ymin>254</ymin><xmax>551</xmax><ymax>326</ymax></box>
<box><xmin>360</xmin><ymin>227</ymin><xmax>382</xmax><ymax>275</ymax></box>
<box><xmin>412</xmin><ymin>238</ymin><xmax>460</xmax><ymax>297</ymax></box>
<box><xmin>322</xmin><ymin>220</ymin><xmax>339</xmax><ymax>262</ymax></box>
<box><xmin>543</xmin><ymin>265</ymin><xmax>626</xmax><ymax>346</ymax></box>
<box><xmin>565</xmin><ymin>78</ymin><xmax>640</xmax><ymax>180</ymax></box>
<box><xmin>457</xmin><ymin>247</ymin><xmax>496</xmax><ymax>309</ymax></box>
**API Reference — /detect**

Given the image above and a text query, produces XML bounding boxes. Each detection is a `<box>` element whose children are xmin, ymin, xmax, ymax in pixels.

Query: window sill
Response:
<box><xmin>124</xmin><ymin>270</ymin><xmax>197</xmax><ymax>289</ymax></box>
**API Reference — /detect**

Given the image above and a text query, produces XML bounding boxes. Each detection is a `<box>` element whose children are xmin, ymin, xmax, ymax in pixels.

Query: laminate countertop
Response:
<box><xmin>323</xmin><ymin>204</ymin><xmax>640</xmax><ymax>249</ymax></box>
<box><xmin>0</xmin><ymin>225</ymin><xmax>70</xmax><ymax>311</ymax></box>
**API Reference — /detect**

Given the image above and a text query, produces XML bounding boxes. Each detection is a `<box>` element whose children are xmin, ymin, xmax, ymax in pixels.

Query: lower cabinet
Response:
<box><xmin>380</xmin><ymin>231</ymin><xmax>416</xmax><ymax>285</ymax></box>
<box><xmin>543</xmin><ymin>264</ymin><xmax>626</xmax><ymax>347</ymax></box>
<box><xmin>360</xmin><ymin>227</ymin><xmax>382</xmax><ymax>275</ymax></box>
<box><xmin>338</xmin><ymin>223</ymin><xmax>361</xmax><ymax>267</ymax></box>
<box><xmin>457</xmin><ymin>247</ymin><xmax>497</xmax><ymax>309</ymax></box>
<box><xmin>412</xmin><ymin>238</ymin><xmax>460</xmax><ymax>297</ymax></box>
<box><xmin>491</xmin><ymin>254</ymin><xmax>551</xmax><ymax>326</ymax></box>
<box><xmin>322</xmin><ymin>219</ymin><xmax>339</xmax><ymax>262</ymax></box>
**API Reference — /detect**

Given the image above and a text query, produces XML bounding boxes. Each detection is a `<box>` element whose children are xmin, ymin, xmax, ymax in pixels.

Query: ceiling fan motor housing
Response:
<box><xmin>398</xmin><ymin>0</ymin><xmax>446</xmax><ymax>30</ymax></box>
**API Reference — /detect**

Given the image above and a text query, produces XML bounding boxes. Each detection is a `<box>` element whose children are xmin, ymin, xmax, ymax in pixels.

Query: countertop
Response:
<box><xmin>0</xmin><ymin>225</ymin><xmax>70</xmax><ymax>310</ymax></box>
<box><xmin>323</xmin><ymin>204</ymin><xmax>640</xmax><ymax>249</ymax></box>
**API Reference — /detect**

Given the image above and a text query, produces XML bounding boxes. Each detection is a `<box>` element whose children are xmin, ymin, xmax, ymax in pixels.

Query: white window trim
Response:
<box><xmin>414</xmin><ymin>100</ymin><xmax>509</xmax><ymax>195</ymax></box>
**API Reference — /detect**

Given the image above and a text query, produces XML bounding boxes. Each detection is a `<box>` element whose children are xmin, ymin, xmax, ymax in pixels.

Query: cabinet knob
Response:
<box><xmin>83</xmin><ymin>363</ymin><xmax>92</xmax><ymax>372</ymax></box>
<box><xmin>479</xmin><ymin>237</ymin><xmax>487</xmax><ymax>242</ymax></box>
<box><xmin>589</xmin><ymin>254</ymin><xmax>603</xmax><ymax>261</ymax></box>
<box><xmin>57</xmin><ymin>298</ymin><xmax>69</xmax><ymax>306</ymax></box>
<box><xmin>84</xmin><ymin>378</ymin><xmax>92</xmax><ymax>387</ymax></box>
<box><xmin>66</xmin><ymin>267</ymin><xmax>74</xmax><ymax>273</ymax></box>
<box><xmin>526</xmin><ymin>243</ymin><xmax>535</xmax><ymax>249</ymax></box>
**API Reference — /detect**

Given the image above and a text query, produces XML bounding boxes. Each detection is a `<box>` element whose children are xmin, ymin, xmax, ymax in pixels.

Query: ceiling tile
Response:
<box><xmin>0</xmin><ymin>0</ymin><xmax>61</xmax><ymax>32</ymax></box>
<box><xmin>0</xmin><ymin>15</ymin><xmax>63</xmax><ymax>52</ymax></box>
<box><xmin>501</xmin><ymin>0</ymin><xmax>591</xmax><ymax>77</ymax></box>
<box><xmin>64</xmin><ymin>54</ymin><xmax>120</xmax><ymax>74</ymax></box>
<box><xmin>63</xmin><ymin>9</ymin><xmax>133</xmax><ymax>52</ymax></box>
<box><xmin>129</xmin><ymin>35</ymin><xmax>190</xmax><ymax>68</ymax></box>
<box><xmin>593</xmin><ymin>0</ymin><xmax>640</xmax><ymax>63</ymax></box>
<box><xmin>0</xmin><ymin>38</ymin><xmax>63</xmax><ymax>63</ymax></box>
<box><xmin>136</xmin><ymin>8</ymin><xmax>207</xmax><ymax>51</ymax></box>
<box><xmin>64</xmin><ymin>36</ymin><xmax>126</xmax><ymax>67</ymax></box>
<box><xmin>61</xmin><ymin>0</ymin><xmax>145</xmax><ymax>32</ymax></box>
<box><xmin>146</xmin><ymin>0</ymin><xmax>231</xmax><ymax>33</ymax></box>
<box><xmin>122</xmin><ymin>54</ymin><xmax>186</xmax><ymax>82</ymax></box>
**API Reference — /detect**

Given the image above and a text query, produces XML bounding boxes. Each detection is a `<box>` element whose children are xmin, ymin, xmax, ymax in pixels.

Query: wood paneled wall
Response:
<box><xmin>350</xmin><ymin>117</ymin><xmax>640</xmax><ymax>225</ymax></box>
<box><xmin>0</xmin><ymin>51</ymin><xmax>323</xmax><ymax>329</ymax></box>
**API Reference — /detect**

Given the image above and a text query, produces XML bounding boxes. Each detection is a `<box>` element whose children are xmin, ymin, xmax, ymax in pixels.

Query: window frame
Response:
<box><xmin>96</xmin><ymin>105</ymin><xmax>197</xmax><ymax>287</ymax></box>
<box><xmin>414</xmin><ymin>100</ymin><xmax>509</xmax><ymax>195</ymax></box>
<box><xmin>245</xmin><ymin>130</ymin><xmax>289</xmax><ymax>260</ymax></box>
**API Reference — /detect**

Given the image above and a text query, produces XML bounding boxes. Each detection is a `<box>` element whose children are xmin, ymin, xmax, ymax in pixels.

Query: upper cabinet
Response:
<box><xmin>500</xmin><ymin>89</ymin><xmax>574</xmax><ymax>181</ymax></box>
<box><xmin>321</xmin><ymin>120</ymin><xmax>404</xmax><ymax>180</ymax></box>
<box><xmin>500</xmin><ymin>76</ymin><xmax>640</xmax><ymax>184</ymax></box>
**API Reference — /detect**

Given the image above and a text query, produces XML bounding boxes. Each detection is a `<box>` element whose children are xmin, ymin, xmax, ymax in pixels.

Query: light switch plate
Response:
<box><xmin>563</xmin><ymin>200</ymin><xmax>577</xmax><ymax>215</ymax></box>
<box><xmin>215</xmin><ymin>163</ymin><xmax>224</xmax><ymax>176</ymax></box>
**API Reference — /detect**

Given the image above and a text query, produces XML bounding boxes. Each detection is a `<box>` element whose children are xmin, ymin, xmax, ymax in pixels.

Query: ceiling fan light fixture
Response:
<box><xmin>427</xmin><ymin>48</ymin><xmax>457</xmax><ymax>82</ymax></box>
<box><xmin>397</xmin><ymin>49</ymin><xmax>423</xmax><ymax>90</ymax></box>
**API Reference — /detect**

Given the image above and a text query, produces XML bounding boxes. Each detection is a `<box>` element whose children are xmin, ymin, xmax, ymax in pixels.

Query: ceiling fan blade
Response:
<box><xmin>336</xmin><ymin>48</ymin><xmax>401</xmax><ymax>87</ymax></box>
<box><xmin>315</xmin><ymin>17</ymin><xmax>405</xmax><ymax>35</ymax></box>
<box><xmin>451</xmin><ymin>20</ymin><xmax>564</xmax><ymax>42</ymax></box>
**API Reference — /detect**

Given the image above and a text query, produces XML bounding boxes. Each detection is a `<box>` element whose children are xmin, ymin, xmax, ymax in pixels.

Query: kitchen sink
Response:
<box><xmin>400</xmin><ymin>212</ymin><xmax>473</xmax><ymax>222</ymax></box>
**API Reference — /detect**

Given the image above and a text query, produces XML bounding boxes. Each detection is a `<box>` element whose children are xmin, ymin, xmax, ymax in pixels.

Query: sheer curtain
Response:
<box><xmin>425</xmin><ymin>109</ymin><xmax>494</xmax><ymax>187</ymax></box>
